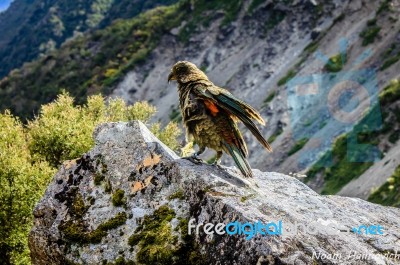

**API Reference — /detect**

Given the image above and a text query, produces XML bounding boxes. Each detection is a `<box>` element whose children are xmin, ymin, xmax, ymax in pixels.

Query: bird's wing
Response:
<box><xmin>202</xmin><ymin>85</ymin><xmax>266</xmax><ymax>125</ymax></box>
<box><xmin>194</xmin><ymin>84</ymin><xmax>273</xmax><ymax>152</ymax></box>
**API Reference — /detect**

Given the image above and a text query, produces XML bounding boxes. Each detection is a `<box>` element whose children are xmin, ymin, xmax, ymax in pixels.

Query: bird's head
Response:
<box><xmin>168</xmin><ymin>61</ymin><xmax>208</xmax><ymax>84</ymax></box>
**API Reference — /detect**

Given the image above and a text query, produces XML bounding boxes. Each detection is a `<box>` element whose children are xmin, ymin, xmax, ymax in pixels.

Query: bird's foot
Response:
<box><xmin>182</xmin><ymin>155</ymin><xmax>204</xmax><ymax>165</ymax></box>
<box><xmin>212</xmin><ymin>160</ymin><xmax>223</xmax><ymax>169</ymax></box>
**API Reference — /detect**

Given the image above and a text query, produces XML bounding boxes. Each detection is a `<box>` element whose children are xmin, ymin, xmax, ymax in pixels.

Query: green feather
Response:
<box><xmin>217</xmin><ymin>93</ymin><xmax>265</xmax><ymax>125</ymax></box>
<box><xmin>216</xmin><ymin>94</ymin><xmax>272</xmax><ymax>152</ymax></box>
<box><xmin>223</xmin><ymin>142</ymin><xmax>253</xmax><ymax>178</ymax></box>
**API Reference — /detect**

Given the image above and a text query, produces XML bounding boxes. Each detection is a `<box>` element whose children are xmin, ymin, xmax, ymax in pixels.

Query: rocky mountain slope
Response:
<box><xmin>0</xmin><ymin>0</ymin><xmax>399</xmax><ymax>203</ymax></box>
<box><xmin>110</xmin><ymin>0</ymin><xmax>400</xmax><ymax>202</ymax></box>
<box><xmin>0</xmin><ymin>0</ymin><xmax>177</xmax><ymax>78</ymax></box>
<box><xmin>29</xmin><ymin>121</ymin><xmax>400</xmax><ymax>265</ymax></box>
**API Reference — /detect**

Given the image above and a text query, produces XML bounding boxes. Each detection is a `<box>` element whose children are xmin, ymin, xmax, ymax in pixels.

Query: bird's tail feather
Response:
<box><xmin>223</xmin><ymin>142</ymin><xmax>253</xmax><ymax>178</ymax></box>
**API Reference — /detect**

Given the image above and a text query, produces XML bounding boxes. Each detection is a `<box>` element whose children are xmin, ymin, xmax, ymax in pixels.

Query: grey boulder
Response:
<box><xmin>29</xmin><ymin>121</ymin><xmax>400</xmax><ymax>265</ymax></box>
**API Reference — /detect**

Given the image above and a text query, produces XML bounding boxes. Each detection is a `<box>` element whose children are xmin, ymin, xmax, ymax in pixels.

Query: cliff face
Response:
<box><xmin>29</xmin><ymin>121</ymin><xmax>400</xmax><ymax>265</ymax></box>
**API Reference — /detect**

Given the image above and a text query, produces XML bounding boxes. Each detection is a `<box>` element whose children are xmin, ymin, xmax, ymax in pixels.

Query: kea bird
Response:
<box><xmin>168</xmin><ymin>61</ymin><xmax>272</xmax><ymax>177</ymax></box>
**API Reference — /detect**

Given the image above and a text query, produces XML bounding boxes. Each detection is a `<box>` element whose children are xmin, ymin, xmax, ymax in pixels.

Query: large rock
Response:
<box><xmin>29</xmin><ymin>121</ymin><xmax>400</xmax><ymax>265</ymax></box>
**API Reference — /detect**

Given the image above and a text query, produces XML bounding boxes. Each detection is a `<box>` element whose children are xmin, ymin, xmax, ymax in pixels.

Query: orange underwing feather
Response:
<box><xmin>204</xmin><ymin>100</ymin><xmax>219</xmax><ymax>116</ymax></box>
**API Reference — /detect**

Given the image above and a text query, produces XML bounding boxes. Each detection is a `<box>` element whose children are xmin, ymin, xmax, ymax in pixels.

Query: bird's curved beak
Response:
<box><xmin>168</xmin><ymin>72</ymin><xmax>176</xmax><ymax>83</ymax></box>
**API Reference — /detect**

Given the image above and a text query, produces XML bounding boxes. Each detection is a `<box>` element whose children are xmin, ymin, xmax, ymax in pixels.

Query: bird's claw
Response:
<box><xmin>182</xmin><ymin>155</ymin><xmax>204</xmax><ymax>165</ymax></box>
<box><xmin>212</xmin><ymin>161</ymin><xmax>223</xmax><ymax>169</ymax></box>
<box><xmin>213</xmin><ymin>164</ymin><xmax>223</xmax><ymax>170</ymax></box>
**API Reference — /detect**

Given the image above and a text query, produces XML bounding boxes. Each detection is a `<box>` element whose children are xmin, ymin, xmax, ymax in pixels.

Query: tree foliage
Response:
<box><xmin>0</xmin><ymin>94</ymin><xmax>181</xmax><ymax>264</ymax></box>
<box><xmin>0</xmin><ymin>112</ymin><xmax>55</xmax><ymax>264</ymax></box>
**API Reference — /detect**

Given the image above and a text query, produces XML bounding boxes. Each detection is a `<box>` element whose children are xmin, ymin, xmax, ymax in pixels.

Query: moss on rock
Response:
<box><xmin>128</xmin><ymin>205</ymin><xmax>205</xmax><ymax>264</ymax></box>
<box><xmin>129</xmin><ymin>205</ymin><xmax>177</xmax><ymax>263</ymax></box>
<box><xmin>112</xmin><ymin>189</ymin><xmax>126</xmax><ymax>207</ymax></box>
<box><xmin>60</xmin><ymin>221</ymin><xmax>88</xmax><ymax>243</ymax></box>
<box><xmin>59</xmin><ymin>207</ymin><xmax>127</xmax><ymax>244</ymax></box>
<box><xmin>98</xmin><ymin>212</ymin><xmax>128</xmax><ymax>231</ymax></box>
<box><xmin>88</xmin><ymin>212</ymin><xmax>128</xmax><ymax>243</ymax></box>
<box><xmin>71</xmin><ymin>193</ymin><xmax>89</xmax><ymax>218</ymax></box>
<box><xmin>94</xmin><ymin>173</ymin><xmax>105</xmax><ymax>185</ymax></box>
<box><xmin>168</xmin><ymin>189</ymin><xmax>185</xmax><ymax>200</ymax></box>
<box><xmin>105</xmin><ymin>179</ymin><xmax>112</xmax><ymax>193</ymax></box>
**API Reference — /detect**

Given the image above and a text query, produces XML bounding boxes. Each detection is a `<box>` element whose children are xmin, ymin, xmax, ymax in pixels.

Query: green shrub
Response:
<box><xmin>380</xmin><ymin>53</ymin><xmax>400</xmax><ymax>71</ymax></box>
<box><xmin>303</xmin><ymin>41</ymin><xmax>319</xmax><ymax>54</ymax></box>
<box><xmin>150</xmin><ymin>122</ymin><xmax>182</xmax><ymax>151</ymax></box>
<box><xmin>379</xmin><ymin>79</ymin><xmax>400</xmax><ymax>105</ymax></box>
<box><xmin>221</xmin><ymin>0</ymin><xmax>243</xmax><ymax>26</ymax></box>
<box><xmin>267</xmin><ymin>127</ymin><xmax>283</xmax><ymax>144</ymax></box>
<box><xmin>28</xmin><ymin>94</ymin><xmax>97</xmax><ymax>167</ymax></box>
<box><xmin>359</xmin><ymin>26</ymin><xmax>381</xmax><ymax>46</ymax></box>
<box><xmin>368</xmin><ymin>165</ymin><xmax>400</xmax><ymax>207</ymax></box>
<box><xmin>277</xmin><ymin>69</ymin><xmax>296</xmax><ymax>86</ymax></box>
<box><xmin>263</xmin><ymin>91</ymin><xmax>276</xmax><ymax>105</ymax></box>
<box><xmin>377</xmin><ymin>0</ymin><xmax>391</xmax><ymax>15</ymax></box>
<box><xmin>324</xmin><ymin>53</ymin><xmax>346</xmax><ymax>72</ymax></box>
<box><xmin>0</xmin><ymin>112</ymin><xmax>55</xmax><ymax>264</ymax></box>
<box><xmin>28</xmin><ymin>93</ymin><xmax>180</xmax><ymax>167</ymax></box>
<box><xmin>0</xmin><ymin>93</ymin><xmax>181</xmax><ymax>264</ymax></box>
<box><xmin>288</xmin><ymin>138</ymin><xmax>309</xmax><ymax>156</ymax></box>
